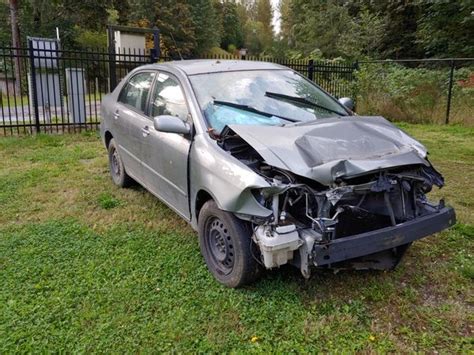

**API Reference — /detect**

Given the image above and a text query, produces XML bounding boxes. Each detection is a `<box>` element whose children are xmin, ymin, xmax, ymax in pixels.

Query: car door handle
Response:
<box><xmin>141</xmin><ymin>126</ymin><xmax>150</xmax><ymax>137</ymax></box>
<box><xmin>113</xmin><ymin>110</ymin><xmax>120</xmax><ymax>120</ymax></box>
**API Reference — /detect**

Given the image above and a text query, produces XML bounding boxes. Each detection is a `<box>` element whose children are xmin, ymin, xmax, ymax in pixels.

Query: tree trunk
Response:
<box><xmin>9</xmin><ymin>0</ymin><xmax>22</xmax><ymax>95</ymax></box>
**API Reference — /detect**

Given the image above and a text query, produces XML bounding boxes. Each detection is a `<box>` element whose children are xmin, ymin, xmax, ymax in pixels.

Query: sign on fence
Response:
<box><xmin>27</xmin><ymin>37</ymin><xmax>60</xmax><ymax>69</ymax></box>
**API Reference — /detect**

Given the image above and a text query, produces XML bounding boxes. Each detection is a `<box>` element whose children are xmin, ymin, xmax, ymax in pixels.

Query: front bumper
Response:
<box><xmin>312</xmin><ymin>206</ymin><xmax>456</xmax><ymax>266</ymax></box>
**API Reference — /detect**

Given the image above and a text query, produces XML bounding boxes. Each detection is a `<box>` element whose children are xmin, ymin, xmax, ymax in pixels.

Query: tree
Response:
<box><xmin>337</xmin><ymin>8</ymin><xmax>386</xmax><ymax>59</ymax></box>
<box><xmin>416</xmin><ymin>0</ymin><xmax>474</xmax><ymax>58</ymax></box>
<box><xmin>287</xmin><ymin>0</ymin><xmax>353</xmax><ymax>58</ymax></box>
<box><xmin>154</xmin><ymin>0</ymin><xmax>196</xmax><ymax>57</ymax></box>
<box><xmin>128</xmin><ymin>0</ymin><xmax>196</xmax><ymax>57</ymax></box>
<box><xmin>245</xmin><ymin>20</ymin><xmax>265</xmax><ymax>54</ymax></box>
<box><xmin>255</xmin><ymin>0</ymin><xmax>273</xmax><ymax>50</ymax></box>
<box><xmin>279</xmin><ymin>0</ymin><xmax>292</xmax><ymax>44</ymax></box>
<box><xmin>217</xmin><ymin>1</ymin><xmax>244</xmax><ymax>51</ymax></box>
<box><xmin>189</xmin><ymin>0</ymin><xmax>220</xmax><ymax>55</ymax></box>
<box><xmin>9</xmin><ymin>0</ymin><xmax>22</xmax><ymax>93</ymax></box>
<box><xmin>376</xmin><ymin>1</ymin><xmax>424</xmax><ymax>59</ymax></box>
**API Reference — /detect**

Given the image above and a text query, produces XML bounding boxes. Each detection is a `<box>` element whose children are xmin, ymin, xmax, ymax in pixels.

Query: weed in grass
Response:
<box><xmin>97</xmin><ymin>192</ymin><xmax>121</xmax><ymax>209</ymax></box>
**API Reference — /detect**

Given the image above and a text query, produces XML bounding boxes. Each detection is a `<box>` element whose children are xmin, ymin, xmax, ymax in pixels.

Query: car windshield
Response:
<box><xmin>189</xmin><ymin>69</ymin><xmax>349</xmax><ymax>134</ymax></box>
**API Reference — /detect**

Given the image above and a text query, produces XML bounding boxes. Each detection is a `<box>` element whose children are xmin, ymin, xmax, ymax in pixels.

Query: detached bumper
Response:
<box><xmin>312</xmin><ymin>206</ymin><xmax>456</xmax><ymax>266</ymax></box>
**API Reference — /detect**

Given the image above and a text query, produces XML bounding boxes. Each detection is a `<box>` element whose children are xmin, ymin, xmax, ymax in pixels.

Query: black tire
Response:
<box><xmin>107</xmin><ymin>138</ymin><xmax>133</xmax><ymax>188</ymax></box>
<box><xmin>198</xmin><ymin>200</ymin><xmax>262</xmax><ymax>288</ymax></box>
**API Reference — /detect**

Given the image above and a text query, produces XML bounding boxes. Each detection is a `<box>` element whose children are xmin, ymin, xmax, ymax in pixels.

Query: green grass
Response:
<box><xmin>0</xmin><ymin>125</ymin><xmax>473</xmax><ymax>352</ymax></box>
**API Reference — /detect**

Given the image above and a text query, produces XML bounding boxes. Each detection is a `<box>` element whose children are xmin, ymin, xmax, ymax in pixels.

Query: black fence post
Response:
<box><xmin>107</xmin><ymin>26</ymin><xmax>117</xmax><ymax>91</ymax></box>
<box><xmin>150</xmin><ymin>26</ymin><xmax>160</xmax><ymax>63</ymax></box>
<box><xmin>308</xmin><ymin>59</ymin><xmax>314</xmax><ymax>81</ymax></box>
<box><xmin>445</xmin><ymin>60</ymin><xmax>455</xmax><ymax>125</ymax></box>
<box><xmin>352</xmin><ymin>60</ymin><xmax>360</xmax><ymax>109</ymax></box>
<box><xmin>28</xmin><ymin>39</ymin><xmax>40</xmax><ymax>133</ymax></box>
<box><xmin>353</xmin><ymin>60</ymin><xmax>359</xmax><ymax>71</ymax></box>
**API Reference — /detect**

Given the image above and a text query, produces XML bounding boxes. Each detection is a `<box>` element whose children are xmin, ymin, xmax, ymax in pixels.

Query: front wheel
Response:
<box><xmin>198</xmin><ymin>200</ymin><xmax>262</xmax><ymax>288</ymax></box>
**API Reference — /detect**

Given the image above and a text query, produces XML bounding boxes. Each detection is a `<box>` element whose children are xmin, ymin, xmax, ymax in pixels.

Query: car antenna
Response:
<box><xmin>170</xmin><ymin>32</ymin><xmax>183</xmax><ymax>60</ymax></box>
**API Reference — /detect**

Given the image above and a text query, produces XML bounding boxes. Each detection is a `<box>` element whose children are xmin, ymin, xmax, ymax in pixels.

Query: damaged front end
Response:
<box><xmin>219</xmin><ymin>122</ymin><xmax>456</xmax><ymax>278</ymax></box>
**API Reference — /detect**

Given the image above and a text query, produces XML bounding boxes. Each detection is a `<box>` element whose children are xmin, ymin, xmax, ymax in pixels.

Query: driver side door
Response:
<box><xmin>141</xmin><ymin>72</ymin><xmax>192</xmax><ymax>219</ymax></box>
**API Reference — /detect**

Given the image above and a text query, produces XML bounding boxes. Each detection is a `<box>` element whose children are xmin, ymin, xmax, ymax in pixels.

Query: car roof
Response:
<box><xmin>141</xmin><ymin>59</ymin><xmax>288</xmax><ymax>76</ymax></box>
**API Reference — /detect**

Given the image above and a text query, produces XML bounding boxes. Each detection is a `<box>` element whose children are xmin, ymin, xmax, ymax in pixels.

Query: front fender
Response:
<box><xmin>190</xmin><ymin>134</ymin><xmax>272</xmax><ymax>226</ymax></box>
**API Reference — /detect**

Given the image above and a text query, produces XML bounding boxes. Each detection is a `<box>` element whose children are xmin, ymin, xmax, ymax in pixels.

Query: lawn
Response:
<box><xmin>0</xmin><ymin>124</ymin><xmax>473</xmax><ymax>352</ymax></box>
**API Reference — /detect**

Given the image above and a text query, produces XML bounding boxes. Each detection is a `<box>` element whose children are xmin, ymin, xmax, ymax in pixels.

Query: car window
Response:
<box><xmin>118</xmin><ymin>72</ymin><xmax>155</xmax><ymax>113</ymax></box>
<box><xmin>150</xmin><ymin>72</ymin><xmax>189</xmax><ymax>122</ymax></box>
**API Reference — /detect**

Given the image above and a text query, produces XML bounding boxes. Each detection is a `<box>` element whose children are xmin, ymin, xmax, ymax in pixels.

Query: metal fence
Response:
<box><xmin>0</xmin><ymin>45</ymin><xmax>357</xmax><ymax>136</ymax></box>
<box><xmin>0</xmin><ymin>43</ymin><xmax>152</xmax><ymax>135</ymax></box>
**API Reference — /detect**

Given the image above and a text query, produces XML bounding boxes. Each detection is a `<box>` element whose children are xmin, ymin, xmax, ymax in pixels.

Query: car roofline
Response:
<box><xmin>184</xmin><ymin>68</ymin><xmax>288</xmax><ymax>76</ymax></box>
<box><xmin>135</xmin><ymin>59</ymin><xmax>289</xmax><ymax>76</ymax></box>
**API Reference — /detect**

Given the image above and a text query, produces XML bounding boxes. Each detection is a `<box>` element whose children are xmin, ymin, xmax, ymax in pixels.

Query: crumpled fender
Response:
<box><xmin>189</xmin><ymin>134</ymin><xmax>273</xmax><ymax>227</ymax></box>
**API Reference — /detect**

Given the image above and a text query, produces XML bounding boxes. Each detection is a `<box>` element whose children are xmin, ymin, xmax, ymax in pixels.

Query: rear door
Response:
<box><xmin>141</xmin><ymin>71</ymin><xmax>192</xmax><ymax>219</ymax></box>
<box><xmin>113</xmin><ymin>71</ymin><xmax>156</xmax><ymax>184</ymax></box>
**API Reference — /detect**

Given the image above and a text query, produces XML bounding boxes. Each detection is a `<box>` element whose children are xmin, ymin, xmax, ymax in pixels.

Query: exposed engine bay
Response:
<box><xmin>218</xmin><ymin>124</ymin><xmax>453</xmax><ymax>278</ymax></box>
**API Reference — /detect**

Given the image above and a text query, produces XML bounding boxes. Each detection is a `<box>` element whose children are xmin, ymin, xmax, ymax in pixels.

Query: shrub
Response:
<box><xmin>355</xmin><ymin>63</ymin><xmax>474</xmax><ymax>125</ymax></box>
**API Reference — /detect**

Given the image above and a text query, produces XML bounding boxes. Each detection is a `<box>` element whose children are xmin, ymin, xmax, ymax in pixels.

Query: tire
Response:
<box><xmin>107</xmin><ymin>138</ymin><xmax>133</xmax><ymax>188</ymax></box>
<box><xmin>198</xmin><ymin>200</ymin><xmax>262</xmax><ymax>288</ymax></box>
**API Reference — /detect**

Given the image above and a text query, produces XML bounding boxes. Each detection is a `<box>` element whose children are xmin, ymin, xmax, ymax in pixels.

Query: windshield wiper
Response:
<box><xmin>265</xmin><ymin>91</ymin><xmax>347</xmax><ymax>116</ymax></box>
<box><xmin>213</xmin><ymin>100</ymin><xmax>299</xmax><ymax>122</ymax></box>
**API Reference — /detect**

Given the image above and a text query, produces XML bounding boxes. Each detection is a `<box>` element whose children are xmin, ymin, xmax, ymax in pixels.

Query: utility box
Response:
<box><xmin>66</xmin><ymin>68</ymin><xmax>86</xmax><ymax>124</ymax></box>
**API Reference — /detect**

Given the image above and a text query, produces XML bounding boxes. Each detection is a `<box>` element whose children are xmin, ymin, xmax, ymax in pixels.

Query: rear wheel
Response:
<box><xmin>108</xmin><ymin>138</ymin><xmax>133</xmax><ymax>188</ymax></box>
<box><xmin>198</xmin><ymin>200</ymin><xmax>261</xmax><ymax>288</ymax></box>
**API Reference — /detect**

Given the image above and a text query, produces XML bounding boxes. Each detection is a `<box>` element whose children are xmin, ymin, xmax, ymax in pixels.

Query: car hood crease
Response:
<box><xmin>227</xmin><ymin>116</ymin><xmax>429</xmax><ymax>185</ymax></box>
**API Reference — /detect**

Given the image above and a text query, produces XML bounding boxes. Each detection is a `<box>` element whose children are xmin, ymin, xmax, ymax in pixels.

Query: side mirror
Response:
<box><xmin>153</xmin><ymin>115</ymin><xmax>191</xmax><ymax>135</ymax></box>
<box><xmin>338</xmin><ymin>97</ymin><xmax>355</xmax><ymax>111</ymax></box>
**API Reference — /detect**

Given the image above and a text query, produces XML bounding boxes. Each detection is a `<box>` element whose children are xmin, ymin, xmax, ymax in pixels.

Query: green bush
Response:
<box><xmin>355</xmin><ymin>63</ymin><xmax>474</xmax><ymax>125</ymax></box>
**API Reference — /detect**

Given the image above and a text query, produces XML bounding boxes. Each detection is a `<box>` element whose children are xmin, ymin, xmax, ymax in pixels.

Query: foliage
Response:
<box><xmin>254</xmin><ymin>0</ymin><xmax>273</xmax><ymax>50</ymax></box>
<box><xmin>126</xmin><ymin>0</ymin><xmax>196</xmax><ymax>58</ymax></box>
<box><xmin>19</xmin><ymin>0</ymin><xmax>111</xmax><ymax>48</ymax></box>
<box><xmin>215</xmin><ymin>1</ymin><xmax>244</xmax><ymax>52</ymax></box>
<box><xmin>416</xmin><ymin>0</ymin><xmax>474</xmax><ymax>58</ymax></box>
<box><xmin>204</xmin><ymin>46</ymin><xmax>233</xmax><ymax>57</ymax></box>
<box><xmin>371</xmin><ymin>0</ymin><xmax>423</xmax><ymax>59</ymax></box>
<box><xmin>2</xmin><ymin>0</ymin><xmax>473</xmax><ymax>58</ymax></box>
<box><xmin>0</xmin><ymin>2</ymin><xmax>10</xmax><ymax>44</ymax></box>
<box><xmin>286</xmin><ymin>0</ymin><xmax>353</xmax><ymax>58</ymax></box>
<box><xmin>244</xmin><ymin>20</ymin><xmax>265</xmax><ymax>55</ymax></box>
<box><xmin>280</xmin><ymin>0</ymin><xmax>474</xmax><ymax>60</ymax></box>
<box><xmin>356</xmin><ymin>63</ymin><xmax>474</xmax><ymax>125</ymax></box>
<box><xmin>189</xmin><ymin>0</ymin><xmax>220</xmax><ymax>55</ymax></box>
<box><xmin>337</xmin><ymin>9</ymin><xmax>385</xmax><ymax>60</ymax></box>
<box><xmin>74</xmin><ymin>28</ymin><xmax>107</xmax><ymax>49</ymax></box>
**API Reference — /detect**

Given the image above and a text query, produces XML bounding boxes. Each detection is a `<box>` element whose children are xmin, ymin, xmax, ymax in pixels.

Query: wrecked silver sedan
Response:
<box><xmin>100</xmin><ymin>60</ymin><xmax>456</xmax><ymax>287</ymax></box>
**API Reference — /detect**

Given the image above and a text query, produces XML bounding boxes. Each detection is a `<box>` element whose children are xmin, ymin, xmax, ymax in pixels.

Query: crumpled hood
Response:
<box><xmin>227</xmin><ymin>116</ymin><xmax>430</xmax><ymax>185</ymax></box>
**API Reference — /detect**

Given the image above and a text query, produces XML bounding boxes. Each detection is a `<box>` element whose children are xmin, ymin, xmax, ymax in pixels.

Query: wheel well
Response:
<box><xmin>104</xmin><ymin>131</ymin><xmax>113</xmax><ymax>148</ymax></box>
<box><xmin>195</xmin><ymin>190</ymin><xmax>213</xmax><ymax>221</ymax></box>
